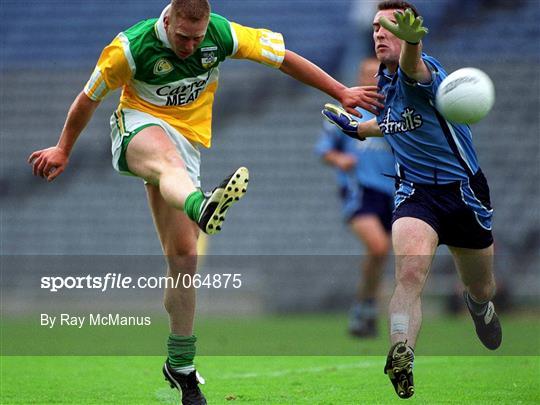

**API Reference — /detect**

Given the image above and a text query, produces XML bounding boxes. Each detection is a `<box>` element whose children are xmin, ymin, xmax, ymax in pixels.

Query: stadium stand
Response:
<box><xmin>1</xmin><ymin>1</ymin><xmax>538</xmax><ymax>306</ymax></box>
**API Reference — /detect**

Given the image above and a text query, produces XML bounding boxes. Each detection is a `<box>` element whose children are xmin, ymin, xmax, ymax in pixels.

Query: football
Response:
<box><xmin>436</xmin><ymin>67</ymin><xmax>495</xmax><ymax>124</ymax></box>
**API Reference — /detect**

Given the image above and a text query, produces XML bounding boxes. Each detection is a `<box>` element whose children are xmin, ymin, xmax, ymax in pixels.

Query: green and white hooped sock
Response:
<box><xmin>184</xmin><ymin>190</ymin><xmax>205</xmax><ymax>222</ymax></box>
<box><xmin>168</xmin><ymin>334</ymin><xmax>197</xmax><ymax>375</ymax></box>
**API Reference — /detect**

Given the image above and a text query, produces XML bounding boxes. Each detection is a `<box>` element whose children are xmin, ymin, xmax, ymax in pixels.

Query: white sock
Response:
<box><xmin>173</xmin><ymin>365</ymin><xmax>195</xmax><ymax>375</ymax></box>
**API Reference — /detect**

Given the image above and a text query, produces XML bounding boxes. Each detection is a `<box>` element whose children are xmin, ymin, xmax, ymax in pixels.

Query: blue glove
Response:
<box><xmin>321</xmin><ymin>103</ymin><xmax>365</xmax><ymax>141</ymax></box>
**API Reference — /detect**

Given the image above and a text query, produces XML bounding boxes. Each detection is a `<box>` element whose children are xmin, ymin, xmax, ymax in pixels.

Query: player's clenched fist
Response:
<box><xmin>28</xmin><ymin>146</ymin><xmax>69</xmax><ymax>182</ymax></box>
<box><xmin>339</xmin><ymin>86</ymin><xmax>385</xmax><ymax>117</ymax></box>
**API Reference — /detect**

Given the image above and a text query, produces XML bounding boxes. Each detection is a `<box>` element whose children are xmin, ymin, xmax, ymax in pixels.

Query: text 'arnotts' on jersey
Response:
<box><xmin>376</xmin><ymin>54</ymin><xmax>481</xmax><ymax>184</ymax></box>
<box><xmin>84</xmin><ymin>5</ymin><xmax>285</xmax><ymax>148</ymax></box>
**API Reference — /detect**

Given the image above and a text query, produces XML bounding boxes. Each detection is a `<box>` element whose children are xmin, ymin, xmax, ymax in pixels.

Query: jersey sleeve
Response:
<box><xmin>397</xmin><ymin>54</ymin><xmax>446</xmax><ymax>99</ymax></box>
<box><xmin>84</xmin><ymin>34</ymin><xmax>134</xmax><ymax>101</ymax></box>
<box><xmin>228</xmin><ymin>22</ymin><xmax>285</xmax><ymax>68</ymax></box>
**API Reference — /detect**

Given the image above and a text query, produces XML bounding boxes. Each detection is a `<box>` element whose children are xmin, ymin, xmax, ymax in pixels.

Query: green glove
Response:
<box><xmin>379</xmin><ymin>8</ymin><xmax>428</xmax><ymax>44</ymax></box>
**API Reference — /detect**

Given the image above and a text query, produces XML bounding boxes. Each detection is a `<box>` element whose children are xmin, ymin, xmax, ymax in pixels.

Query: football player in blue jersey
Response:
<box><xmin>317</xmin><ymin>58</ymin><xmax>395</xmax><ymax>338</ymax></box>
<box><xmin>322</xmin><ymin>1</ymin><xmax>501</xmax><ymax>399</ymax></box>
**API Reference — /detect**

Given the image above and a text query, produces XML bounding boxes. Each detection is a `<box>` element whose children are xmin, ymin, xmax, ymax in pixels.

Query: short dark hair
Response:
<box><xmin>377</xmin><ymin>1</ymin><xmax>420</xmax><ymax>17</ymax></box>
<box><xmin>171</xmin><ymin>0</ymin><xmax>211</xmax><ymax>21</ymax></box>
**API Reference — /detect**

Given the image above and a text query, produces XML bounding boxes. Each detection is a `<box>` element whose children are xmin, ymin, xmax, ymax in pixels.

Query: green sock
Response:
<box><xmin>184</xmin><ymin>190</ymin><xmax>205</xmax><ymax>221</ymax></box>
<box><xmin>168</xmin><ymin>334</ymin><xmax>197</xmax><ymax>370</ymax></box>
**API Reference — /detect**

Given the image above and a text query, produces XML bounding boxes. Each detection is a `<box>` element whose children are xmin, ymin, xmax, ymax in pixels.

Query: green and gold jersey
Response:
<box><xmin>84</xmin><ymin>5</ymin><xmax>285</xmax><ymax>147</ymax></box>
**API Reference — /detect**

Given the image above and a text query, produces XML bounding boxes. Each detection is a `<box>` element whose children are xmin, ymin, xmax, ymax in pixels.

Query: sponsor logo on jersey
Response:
<box><xmin>200</xmin><ymin>46</ymin><xmax>218</xmax><ymax>69</ymax></box>
<box><xmin>153</xmin><ymin>58</ymin><xmax>173</xmax><ymax>76</ymax></box>
<box><xmin>155</xmin><ymin>71</ymin><xmax>211</xmax><ymax>106</ymax></box>
<box><xmin>380</xmin><ymin>107</ymin><xmax>423</xmax><ymax>135</ymax></box>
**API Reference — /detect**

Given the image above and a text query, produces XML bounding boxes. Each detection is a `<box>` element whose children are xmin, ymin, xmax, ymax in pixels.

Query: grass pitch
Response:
<box><xmin>1</xmin><ymin>314</ymin><xmax>539</xmax><ymax>404</ymax></box>
<box><xmin>2</xmin><ymin>356</ymin><xmax>538</xmax><ymax>404</ymax></box>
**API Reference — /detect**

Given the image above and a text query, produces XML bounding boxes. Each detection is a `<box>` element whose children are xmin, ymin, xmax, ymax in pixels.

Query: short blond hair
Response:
<box><xmin>171</xmin><ymin>0</ymin><xmax>210</xmax><ymax>21</ymax></box>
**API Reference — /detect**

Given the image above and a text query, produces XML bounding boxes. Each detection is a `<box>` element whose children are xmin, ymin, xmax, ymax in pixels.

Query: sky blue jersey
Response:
<box><xmin>376</xmin><ymin>54</ymin><xmax>480</xmax><ymax>184</ymax></box>
<box><xmin>316</xmin><ymin>109</ymin><xmax>395</xmax><ymax>197</ymax></box>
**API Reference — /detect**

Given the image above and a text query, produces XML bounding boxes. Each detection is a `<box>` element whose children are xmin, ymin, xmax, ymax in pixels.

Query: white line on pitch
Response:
<box><xmin>155</xmin><ymin>357</ymin><xmax>446</xmax><ymax>402</ymax></box>
<box><xmin>209</xmin><ymin>356</ymin><xmax>447</xmax><ymax>380</ymax></box>
<box><xmin>214</xmin><ymin>359</ymin><xmax>382</xmax><ymax>380</ymax></box>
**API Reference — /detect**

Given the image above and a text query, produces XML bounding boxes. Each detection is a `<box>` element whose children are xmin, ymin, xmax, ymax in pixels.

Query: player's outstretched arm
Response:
<box><xmin>279</xmin><ymin>50</ymin><xmax>384</xmax><ymax>117</ymax></box>
<box><xmin>379</xmin><ymin>8</ymin><xmax>431</xmax><ymax>83</ymax></box>
<box><xmin>322</xmin><ymin>103</ymin><xmax>382</xmax><ymax>140</ymax></box>
<box><xmin>28</xmin><ymin>91</ymin><xmax>100</xmax><ymax>182</ymax></box>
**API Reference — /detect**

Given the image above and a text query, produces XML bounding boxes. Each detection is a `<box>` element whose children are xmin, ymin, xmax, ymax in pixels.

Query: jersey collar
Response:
<box><xmin>377</xmin><ymin>63</ymin><xmax>400</xmax><ymax>87</ymax></box>
<box><xmin>155</xmin><ymin>5</ymin><xmax>173</xmax><ymax>50</ymax></box>
<box><xmin>377</xmin><ymin>63</ymin><xmax>393</xmax><ymax>80</ymax></box>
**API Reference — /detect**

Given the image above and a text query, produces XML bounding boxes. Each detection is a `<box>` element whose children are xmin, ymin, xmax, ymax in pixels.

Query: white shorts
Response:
<box><xmin>110</xmin><ymin>108</ymin><xmax>201</xmax><ymax>187</ymax></box>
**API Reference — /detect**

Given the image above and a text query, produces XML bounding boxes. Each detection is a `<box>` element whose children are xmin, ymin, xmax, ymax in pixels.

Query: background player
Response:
<box><xmin>317</xmin><ymin>57</ymin><xmax>394</xmax><ymax>338</ymax></box>
<box><xmin>27</xmin><ymin>0</ymin><xmax>384</xmax><ymax>403</ymax></box>
<box><xmin>322</xmin><ymin>0</ymin><xmax>502</xmax><ymax>399</ymax></box>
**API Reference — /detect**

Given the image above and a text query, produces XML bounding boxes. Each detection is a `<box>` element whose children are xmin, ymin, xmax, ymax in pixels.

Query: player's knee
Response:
<box><xmin>162</xmin><ymin>237</ymin><xmax>198</xmax><ymax>256</ymax></box>
<box><xmin>164</xmin><ymin>245</ymin><xmax>198</xmax><ymax>274</ymax></box>
<box><xmin>149</xmin><ymin>149</ymin><xmax>187</xmax><ymax>179</ymax></box>
<box><xmin>162</xmin><ymin>149</ymin><xmax>187</xmax><ymax>171</ymax></box>
<box><xmin>367</xmin><ymin>238</ymin><xmax>391</xmax><ymax>257</ymax></box>
<box><xmin>396</xmin><ymin>265</ymin><xmax>426</xmax><ymax>288</ymax></box>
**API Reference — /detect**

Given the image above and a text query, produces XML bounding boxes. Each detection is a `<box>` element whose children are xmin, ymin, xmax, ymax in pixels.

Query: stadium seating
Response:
<box><xmin>1</xmin><ymin>1</ymin><xmax>538</xmax><ymax>307</ymax></box>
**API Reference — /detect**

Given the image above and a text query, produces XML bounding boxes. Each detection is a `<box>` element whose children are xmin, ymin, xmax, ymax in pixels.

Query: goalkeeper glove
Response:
<box><xmin>321</xmin><ymin>103</ymin><xmax>364</xmax><ymax>141</ymax></box>
<box><xmin>379</xmin><ymin>8</ymin><xmax>428</xmax><ymax>44</ymax></box>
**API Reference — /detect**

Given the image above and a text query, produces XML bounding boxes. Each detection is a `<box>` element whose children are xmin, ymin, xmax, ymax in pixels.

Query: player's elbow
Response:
<box><xmin>77</xmin><ymin>91</ymin><xmax>101</xmax><ymax>109</ymax></box>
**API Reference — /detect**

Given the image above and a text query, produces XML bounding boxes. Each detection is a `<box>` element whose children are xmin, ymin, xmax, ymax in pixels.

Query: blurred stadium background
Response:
<box><xmin>1</xmin><ymin>0</ymin><xmax>539</xmax><ymax>320</ymax></box>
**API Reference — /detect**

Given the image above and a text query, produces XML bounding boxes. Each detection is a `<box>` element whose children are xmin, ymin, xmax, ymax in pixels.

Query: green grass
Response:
<box><xmin>1</xmin><ymin>314</ymin><xmax>540</xmax><ymax>403</ymax></box>
<box><xmin>1</xmin><ymin>356</ymin><xmax>539</xmax><ymax>404</ymax></box>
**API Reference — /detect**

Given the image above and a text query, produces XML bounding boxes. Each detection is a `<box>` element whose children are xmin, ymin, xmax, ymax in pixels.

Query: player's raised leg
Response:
<box><xmin>450</xmin><ymin>244</ymin><xmax>502</xmax><ymax>350</ymax></box>
<box><xmin>146</xmin><ymin>183</ymin><xmax>206</xmax><ymax>404</ymax></box>
<box><xmin>125</xmin><ymin>125</ymin><xmax>249</xmax><ymax>235</ymax></box>
<box><xmin>385</xmin><ymin>217</ymin><xmax>438</xmax><ymax>399</ymax></box>
<box><xmin>349</xmin><ymin>215</ymin><xmax>391</xmax><ymax>337</ymax></box>
<box><xmin>126</xmin><ymin>125</ymin><xmax>196</xmax><ymax>207</ymax></box>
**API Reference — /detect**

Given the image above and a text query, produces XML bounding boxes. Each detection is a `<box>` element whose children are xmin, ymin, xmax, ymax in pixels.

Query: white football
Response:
<box><xmin>436</xmin><ymin>67</ymin><xmax>495</xmax><ymax>124</ymax></box>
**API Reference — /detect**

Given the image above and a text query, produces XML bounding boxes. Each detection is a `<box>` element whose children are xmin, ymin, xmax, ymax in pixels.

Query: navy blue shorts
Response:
<box><xmin>341</xmin><ymin>186</ymin><xmax>394</xmax><ymax>232</ymax></box>
<box><xmin>392</xmin><ymin>170</ymin><xmax>494</xmax><ymax>249</ymax></box>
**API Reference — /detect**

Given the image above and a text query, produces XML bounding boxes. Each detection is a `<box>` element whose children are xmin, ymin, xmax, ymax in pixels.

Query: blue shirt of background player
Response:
<box><xmin>316</xmin><ymin>109</ymin><xmax>395</xmax><ymax>217</ymax></box>
<box><xmin>376</xmin><ymin>53</ymin><xmax>481</xmax><ymax>184</ymax></box>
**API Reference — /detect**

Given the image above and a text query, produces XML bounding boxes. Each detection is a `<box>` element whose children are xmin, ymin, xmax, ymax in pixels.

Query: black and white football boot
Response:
<box><xmin>384</xmin><ymin>341</ymin><xmax>415</xmax><ymax>399</ymax></box>
<box><xmin>163</xmin><ymin>360</ymin><xmax>207</xmax><ymax>405</ymax></box>
<box><xmin>197</xmin><ymin>167</ymin><xmax>249</xmax><ymax>235</ymax></box>
<box><xmin>463</xmin><ymin>291</ymin><xmax>502</xmax><ymax>350</ymax></box>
